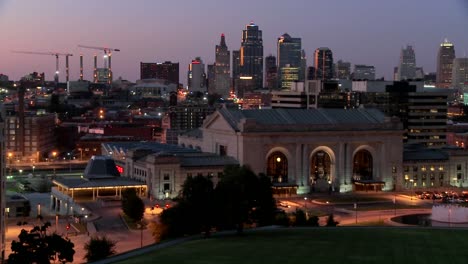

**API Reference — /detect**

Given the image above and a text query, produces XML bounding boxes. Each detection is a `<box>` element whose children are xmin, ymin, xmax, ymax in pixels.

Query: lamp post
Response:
<box><xmin>52</xmin><ymin>151</ymin><xmax>57</xmax><ymax>176</ymax></box>
<box><xmin>409</xmin><ymin>179</ymin><xmax>414</xmax><ymax>200</ymax></box>
<box><xmin>67</xmin><ymin>152</ymin><xmax>71</xmax><ymax>172</ymax></box>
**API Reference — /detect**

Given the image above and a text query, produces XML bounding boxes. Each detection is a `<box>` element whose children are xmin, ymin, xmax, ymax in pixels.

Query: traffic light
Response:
<box><xmin>165</xmin><ymin>204</ymin><xmax>170</xmax><ymax>209</ymax></box>
<box><xmin>155</xmin><ymin>204</ymin><xmax>160</xmax><ymax>208</ymax></box>
<box><xmin>66</xmin><ymin>224</ymin><xmax>70</xmax><ymax>230</ymax></box>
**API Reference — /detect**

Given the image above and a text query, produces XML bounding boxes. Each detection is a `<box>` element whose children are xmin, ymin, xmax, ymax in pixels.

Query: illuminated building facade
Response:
<box><xmin>187</xmin><ymin>57</ymin><xmax>207</xmax><ymax>93</ymax></box>
<box><xmin>240</xmin><ymin>22</ymin><xmax>263</xmax><ymax>90</ymax></box>
<box><xmin>214</xmin><ymin>34</ymin><xmax>231</xmax><ymax>98</ymax></box>
<box><xmin>277</xmin><ymin>33</ymin><xmax>302</xmax><ymax>89</ymax></box>
<box><xmin>436</xmin><ymin>39</ymin><xmax>455</xmax><ymax>88</ymax></box>
<box><xmin>314</xmin><ymin>47</ymin><xmax>333</xmax><ymax>81</ymax></box>
<box><xmin>179</xmin><ymin>107</ymin><xmax>404</xmax><ymax>194</ymax></box>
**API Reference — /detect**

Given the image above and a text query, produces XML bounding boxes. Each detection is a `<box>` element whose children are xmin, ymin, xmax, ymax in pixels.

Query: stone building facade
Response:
<box><xmin>179</xmin><ymin>107</ymin><xmax>404</xmax><ymax>193</ymax></box>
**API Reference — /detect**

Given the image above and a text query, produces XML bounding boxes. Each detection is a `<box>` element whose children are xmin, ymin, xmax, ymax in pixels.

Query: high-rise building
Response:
<box><xmin>277</xmin><ymin>33</ymin><xmax>302</xmax><ymax>89</ymax></box>
<box><xmin>436</xmin><ymin>39</ymin><xmax>456</xmax><ymax>88</ymax></box>
<box><xmin>314</xmin><ymin>47</ymin><xmax>333</xmax><ymax>81</ymax></box>
<box><xmin>187</xmin><ymin>57</ymin><xmax>206</xmax><ymax>93</ymax></box>
<box><xmin>232</xmin><ymin>50</ymin><xmax>241</xmax><ymax>95</ymax></box>
<box><xmin>140</xmin><ymin>61</ymin><xmax>179</xmax><ymax>84</ymax></box>
<box><xmin>353</xmin><ymin>65</ymin><xmax>375</xmax><ymax>80</ymax></box>
<box><xmin>307</xmin><ymin>66</ymin><xmax>315</xmax><ymax>80</ymax></box>
<box><xmin>397</xmin><ymin>45</ymin><xmax>416</xmax><ymax>81</ymax></box>
<box><xmin>265</xmin><ymin>55</ymin><xmax>278</xmax><ymax>91</ymax></box>
<box><xmin>335</xmin><ymin>60</ymin><xmax>351</xmax><ymax>80</ymax></box>
<box><xmin>214</xmin><ymin>34</ymin><xmax>231</xmax><ymax>98</ymax></box>
<box><xmin>207</xmin><ymin>64</ymin><xmax>216</xmax><ymax>95</ymax></box>
<box><xmin>452</xmin><ymin>58</ymin><xmax>468</xmax><ymax>91</ymax></box>
<box><xmin>240</xmin><ymin>22</ymin><xmax>263</xmax><ymax>90</ymax></box>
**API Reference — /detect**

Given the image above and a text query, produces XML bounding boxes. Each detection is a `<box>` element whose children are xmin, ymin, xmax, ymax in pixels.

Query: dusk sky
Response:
<box><xmin>1</xmin><ymin>0</ymin><xmax>467</xmax><ymax>85</ymax></box>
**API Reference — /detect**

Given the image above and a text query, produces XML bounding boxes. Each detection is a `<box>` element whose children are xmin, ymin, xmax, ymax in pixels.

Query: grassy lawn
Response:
<box><xmin>115</xmin><ymin>228</ymin><xmax>468</xmax><ymax>264</ymax></box>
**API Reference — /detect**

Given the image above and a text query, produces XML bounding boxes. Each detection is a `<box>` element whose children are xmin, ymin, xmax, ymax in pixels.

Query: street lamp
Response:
<box><xmin>52</xmin><ymin>151</ymin><xmax>57</xmax><ymax>176</ymax></box>
<box><xmin>67</xmin><ymin>152</ymin><xmax>71</xmax><ymax>172</ymax></box>
<box><xmin>7</xmin><ymin>152</ymin><xmax>12</xmax><ymax>175</ymax></box>
<box><xmin>409</xmin><ymin>179</ymin><xmax>414</xmax><ymax>200</ymax></box>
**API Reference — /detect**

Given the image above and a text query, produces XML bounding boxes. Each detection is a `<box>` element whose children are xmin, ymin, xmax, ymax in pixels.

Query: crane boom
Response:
<box><xmin>12</xmin><ymin>50</ymin><xmax>73</xmax><ymax>56</ymax></box>
<box><xmin>12</xmin><ymin>50</ymin><xmax>73</xmax><ymax>83</ymax></box>
<box><xmin>77</xmin><ymin>45</ymin><xmax>120</xmax><ymax>52</ymax></box>
<box><xmin>78</xmin><ymin>44</ymin><xmax>120</xmax><ymax>85</ymax></box>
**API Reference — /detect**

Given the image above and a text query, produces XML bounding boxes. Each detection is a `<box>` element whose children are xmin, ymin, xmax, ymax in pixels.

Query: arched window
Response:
<box><xmin>310</xmin><ymin>151</ymin><xmax>331</xmax><ymax>184</ymax></box>
<box><xmin>353</xmin><ymin>149</ymin><xmax>373</xmax><ymax>181</ymax></box>
<box><xmin>267</xmin><ymin>152</ymin><xmax>288</xmax><ymax>183</ymax></box>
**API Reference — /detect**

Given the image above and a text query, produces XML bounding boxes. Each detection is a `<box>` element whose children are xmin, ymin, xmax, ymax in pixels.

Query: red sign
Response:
<box><xmin>116</xmin><ymin>165</ymin><xmax>124</xmax><ymax>174</ymax></box>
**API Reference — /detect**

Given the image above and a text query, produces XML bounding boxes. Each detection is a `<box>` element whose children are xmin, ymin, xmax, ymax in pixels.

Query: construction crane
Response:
<box><xmin>12</xmin><ymin>50</ymin><xmax>73</xmax><ymax>83</ymax></box>
<box><xmin>78</xmin><ymin>45</ymin><xmax>120</xmax><ymax>84</ymax></box>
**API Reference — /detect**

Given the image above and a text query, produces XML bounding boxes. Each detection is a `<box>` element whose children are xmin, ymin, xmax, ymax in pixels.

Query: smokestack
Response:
<box><xmin>80</xmin><ymin>54</ymin><xmax>83</xmax><ymax>81</ymax></box>
<box><xmin>65</xmin><ymin>55</ymin><xmax>70</xmax><ymax>82</ymax></box>
<box><xmin>108</xmin><ymin>54</ymin><xmax>112</xmax><ymax>85</ymax></box>
<box><xmin>93</xmin><ymin>54</ymin><xmax>97</xmax><ymax>83</ymax></box>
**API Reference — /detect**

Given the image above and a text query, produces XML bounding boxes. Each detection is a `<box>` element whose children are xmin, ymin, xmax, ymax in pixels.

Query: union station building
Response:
<box><xmin>179</xmin><ymin>107</ymin><xmax>405</xmax><ymax>194</ymax></box>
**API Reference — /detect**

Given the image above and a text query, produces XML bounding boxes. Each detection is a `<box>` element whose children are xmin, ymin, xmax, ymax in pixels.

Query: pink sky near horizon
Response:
<box><xmin>1</xmin><ymin>0</ymin><xmax>467</xmax><ymax>85</ymax></box>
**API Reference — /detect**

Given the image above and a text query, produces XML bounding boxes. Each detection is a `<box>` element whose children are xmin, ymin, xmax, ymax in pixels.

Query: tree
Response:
<box><xmin>8</xmin><ymin>222</ymin><xmax>75</xmax><ymax>264</ymax></box>
<box><xmin>306</xmin><ymin>215</ymin><xmax>320</xmax><ymax>227</ymax></box>
<box><xmin>294</xmin><ymin>210</ymin><xmax>307</xmax><ymax>226</ymax></box>
<box><xmin>121</xmin><ymin>189</ymin><xmax>145</xmax><ymax>222</ymax></box>
<box><xmin>158</xmin><ymin>175</ymin><xmax>215</xmax><ymax>239</ymax></box>
<box><xmin>325</xmin><ymin>214</ymin><xmax>339</xmax><ymax>227</ymax></box>
<box><xmin>83</xmin><ymin>235</ymin><xmax>116</xmax><ymax>262</ymax></box>
<box><xmin>215</xmin><ymin>165</ymin><xmax>275</xmax><ymax>234</ymax></box>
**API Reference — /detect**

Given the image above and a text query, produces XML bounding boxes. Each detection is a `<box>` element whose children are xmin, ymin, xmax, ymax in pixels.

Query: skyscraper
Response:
<box><xmin>207</xmin><ymin>64</ymin><xmax>216</xmax><ymax>95</ymax></box>
<box><xmin>240</xmin><ymin>22</ymin><xmax>263</xmax><ymax>90</ymax></box>
<box><xmin>277</xmin><ymin>33</ymin><xmax>302</xmax><ymax>89</ymax></box>
<box><xmin>140</xmin><ymin>61</ymin><xmax>179</xmax><ymax>84</ymax></box>
<box><xmin>314</xmin><ymin>47</ymin><xmax>334</xmax><ymax>81</ymax></box>
<box><xmin>265</xmin><ymin>55</ymin><xmax>278</xmax><ymax>91</ymax></box>
<box><xmin>187</xmin><ymin>57</ymin><xmax>206</xmax><ymax>93</ymax></box>
<box><xmin>232</xmin><ymin>50</ymin><xmax>241</xmax><ymax>95</ymax></box>
<box><xmin>397</xmin><ymin>45</ymin><xmax>416</xmax><ymax>81</ymax></box>
<box><xmin>436</xmin><ymin>39</ymin><xmax>456</xmax><ymax>88</ymax></box>
<box><xmin>335</xmin><ymin>60</ymin><xmax>351</xmax><ymax>80</ymax></box>
<box><xmin>452</xmin><ymin>58</ymin><xmax>468</xmax><ymax>91</ymax></box>
<box><xmin>214</xmin><ymin>34</ymin><xmax>231</xmax><ymax>98</ymax></box>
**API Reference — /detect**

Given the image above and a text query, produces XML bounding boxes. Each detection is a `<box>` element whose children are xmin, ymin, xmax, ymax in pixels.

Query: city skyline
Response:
<box><xmin>1</xmin><ymin>0</ymin><xmax>468</xmax><ymax>85</ymax></box>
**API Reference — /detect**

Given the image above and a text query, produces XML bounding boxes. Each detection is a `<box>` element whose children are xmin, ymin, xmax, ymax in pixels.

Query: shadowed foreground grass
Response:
<box><xmin>115</xmin><ymin>228</ymin><xmax>468</xmax><ymax>264</ymax></box>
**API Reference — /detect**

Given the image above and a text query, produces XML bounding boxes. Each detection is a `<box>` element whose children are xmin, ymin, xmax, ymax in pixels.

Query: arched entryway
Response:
<box><xmin>266</xmin><ymin>151</ymin><xmax>288</xmax><ymax>184</ymax></box>
<box><xmin>309</xmin><ymin>149</ymin><xmax>335</xmax><ymax>193</ymax></box>
<box><xmin>352</xmin><ymin>149</ymin><xmax>373</xmax><ymax>181</ymax></box>
<box><xmin>310</xmin><ymin>150</ymin><xmax>332</xmax><ymax>183</ymax></box>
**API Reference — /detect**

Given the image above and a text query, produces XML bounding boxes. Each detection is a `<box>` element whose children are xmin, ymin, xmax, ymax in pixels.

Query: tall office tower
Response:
<box><xmin>335</xmin><ymin>60</ymin><xmax>351</xmax><ymax>79</ymax></box>
<box><xmin>0</xmin><ymin>105</ymin><xmax>5</xmax><ymax>262</ymax></box>
<box><xmin>277</xmin><ymin>33</ymin><xmax>302</xmax><ymax>89</ymax></box>
<box><xmin>240</xmin><ymin>22</ymin><xmax>263</xmax><ymax>90</ymax></box>
<box><xmin>397</xmin><ymin>45</ymin><xmax>417</xmax><ymax>81</ymax></box>
<box><xmin>314</xmin><ymin>47</ymin><xmax>334</xmax><ymax>80</ymax></box>
<box><xmin>452</xmin><ymin>58</ymin><xmax>468</xmax><ymax>91</ymax></box>
<box><xmin>187</xmin><ymin>57</ymin><xmax>207</xmax><ymax>93</ymax></box>
<box><xmin>140</xmin><ymin>61</ymin><xmax>179</xmax><ymax>84</ymax></box>
<box><xmin>265</xmin><ymin>55</ymin><xmax>278</xmax><ymax>91</ymax></box>
<box><xmin>232</xmin><ymin>50</ymin><xmax>241</xmax><ymax>95</ymax></box>
<box><xmin>353</xmin><ymin>65</ymin><xmax>376</xmax><ymax>80</ymax></box>
<box><xmin>436</xmin><ymin>39</ymin><xmax>456</xmax><ymax>88</ymax></box>
<box><xmin>207</xmin><ymin>64</ymin><xmax>216</xmax><ymax>95</ymax></box>
<box><xmin>214</xmin><ymin>34</ymin><xmax>231</xmax><ymax>98</ymax></box>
